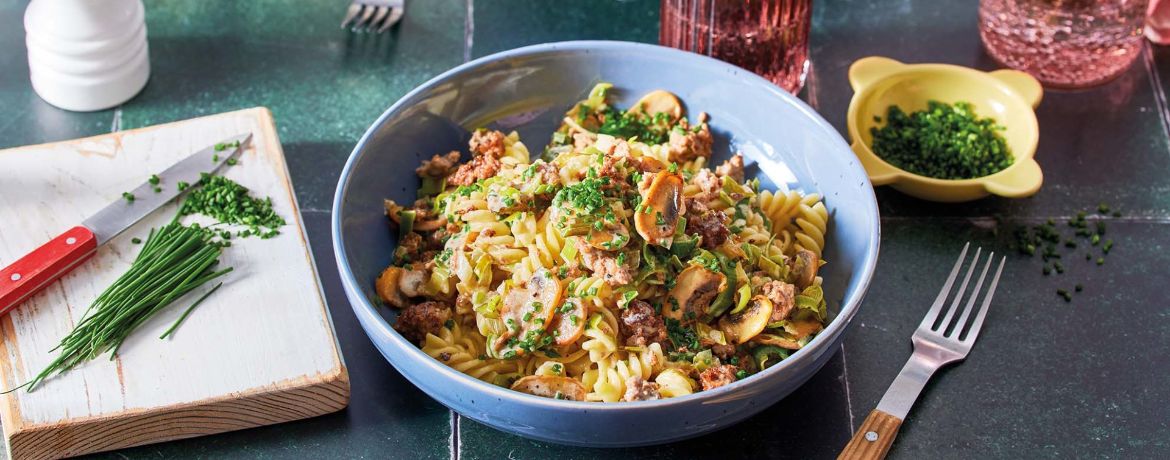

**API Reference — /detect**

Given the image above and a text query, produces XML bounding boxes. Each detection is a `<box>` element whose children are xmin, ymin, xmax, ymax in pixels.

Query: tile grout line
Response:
<box><xmin>1142</xmin><ymin>41</ymin><xmax>1170</xmax><ymax>146</ymax></box>
<box><xmin>463</xmin><ymin>0</ymin><xmax>474</xmax><ymax>63</ymax></box>
<box><xmin>805</xmin><ymin>62</ymin><xmax>819</xmax><ymax>110</ymax></box>
<box><xmin>109</xmin><ymin>106</ymin><xmax>123</xmax><ymax>133</ymax></box>
<box><xmin>450</xmin><ymin>410</ymin><xmax>460</xmax><ymax>460</ymax></box>
<box><xmin>839</xmin><ymin>343</ymin><xmax>856</xmax><ymax>436</ymax></box>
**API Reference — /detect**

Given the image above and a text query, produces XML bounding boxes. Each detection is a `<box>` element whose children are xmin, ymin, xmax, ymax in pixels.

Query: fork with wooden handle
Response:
<box><xmin>839</xmin><ymin>243</ymin><xmax>1005</xmax><ymax>460</ymax></box>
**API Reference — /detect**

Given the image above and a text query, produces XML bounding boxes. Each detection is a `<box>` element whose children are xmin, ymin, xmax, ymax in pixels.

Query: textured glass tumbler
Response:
<box><xmin>660</xmin><ymin>0</ymin><xmax>812</xmax><ymax>94</ymax></box>
<box><xmin>980</xmin><ymin>0</ymin><xmax>1149</xmax><ymax>89</ymax></box>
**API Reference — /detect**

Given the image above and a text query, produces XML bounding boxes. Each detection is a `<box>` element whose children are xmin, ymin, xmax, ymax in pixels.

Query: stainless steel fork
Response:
<box><xmin>340</xmin><ymin>0</ymin><xmax>405</xmax><ymax>33</ymax></box>
<box><xmin>839</xmin><ymin>243</ymin><xmax>1005</xmax><ymax>460</ymax></box>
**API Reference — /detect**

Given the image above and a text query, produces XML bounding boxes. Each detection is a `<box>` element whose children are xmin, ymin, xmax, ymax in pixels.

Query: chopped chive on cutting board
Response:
<box><xmin>0</xmin><ymin>108</ymin><xmax>349</xmax><ymax>460</ymax></box>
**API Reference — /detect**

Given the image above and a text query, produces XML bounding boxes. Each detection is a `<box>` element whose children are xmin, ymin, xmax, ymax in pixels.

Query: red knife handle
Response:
<box><xmin>0</xmin><ymin>226</ymin><xmax>98</xmax><ymax>315</ymax></box>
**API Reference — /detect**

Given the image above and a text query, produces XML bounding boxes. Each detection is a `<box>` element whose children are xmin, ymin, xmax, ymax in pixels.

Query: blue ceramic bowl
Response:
<box><xmin>333</xmin><ymin>41</ymin><xmax>880</xmax><ymax>447</ymax></box>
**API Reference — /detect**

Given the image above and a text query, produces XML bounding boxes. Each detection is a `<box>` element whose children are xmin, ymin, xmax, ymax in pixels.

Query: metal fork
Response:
<box><xmin>839</xmin><ymin>243</ymin><xmax>1005</xmax><ymax>460</ymax></box>
<box><xmin>340</xmin><ymin>0</ymin><xmax>405</xmax><ymax>33</ymax></box>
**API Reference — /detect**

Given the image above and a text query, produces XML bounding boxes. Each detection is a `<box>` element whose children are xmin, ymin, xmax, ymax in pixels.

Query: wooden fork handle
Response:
<box><xmin>838</xmin><ymin>410</ymin><xmax>903</xmax><ymax>460</ymax></box>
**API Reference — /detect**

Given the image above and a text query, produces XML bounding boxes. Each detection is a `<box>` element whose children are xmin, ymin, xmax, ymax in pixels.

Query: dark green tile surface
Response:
<box><xmin>125</xmin><ymin>0</ymin><xmax>467</xmax><ymax>211</ymax></box>
<box><xmin>843</xmin><ymin>218</ymin><xmax>1169</xmax><ymax>458</ymax></box>
<box><xmin>470</xmin><ymin>0</ymin><xmax>659</xmax><ymax>58</ymax></box>
<box><xmin>2</xmin><ymin>0</ymin><xmax>1169</xmax><ymax>458</ymax></box>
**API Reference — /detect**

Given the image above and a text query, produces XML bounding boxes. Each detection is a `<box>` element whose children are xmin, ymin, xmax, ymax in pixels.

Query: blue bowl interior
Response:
<box><xmin>334</xmin><ymin>42</ymin><xmax>879</xmax><ymax>430</ymax></box>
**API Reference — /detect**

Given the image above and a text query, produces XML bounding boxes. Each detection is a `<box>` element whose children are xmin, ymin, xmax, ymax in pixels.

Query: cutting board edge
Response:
<box><xmin>5</xmin><ymin>363</ymin><xmax>349</xmax><ymax>460</ymax></box>
<box><xmin>0</xmin><ymin>106</ymin><xmax>353</xmax><ymax>458</ymax></box>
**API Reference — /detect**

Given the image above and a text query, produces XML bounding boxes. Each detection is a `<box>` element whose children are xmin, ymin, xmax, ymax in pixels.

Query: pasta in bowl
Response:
<box><xmin>333</xmin><ymin>40</ymin><xmax>878</xmax><ymax>446</ymax></box>
<box><xmin>377</xmin><ymin>83</ymin><xmax>831</xmax><ymax>403</ymax></box>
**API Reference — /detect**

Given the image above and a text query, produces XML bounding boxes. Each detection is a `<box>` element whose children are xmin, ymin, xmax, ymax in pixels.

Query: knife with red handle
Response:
<box><xmin>0</xmin><ymin>133</ymin><xmax>252</xmax><ymax>315</ymax></box>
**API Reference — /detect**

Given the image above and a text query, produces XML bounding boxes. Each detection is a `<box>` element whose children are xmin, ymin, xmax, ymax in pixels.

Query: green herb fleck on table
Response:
<box><xmin>870</xmin><ymin>101</ymin><xmax>1013</xmax><ymax>180</ymax></box>
<box><xmin>122</xmin><ymin>192</ymin><xmax>135</xmax><ymax>202</ymax></box>
<box><xmin>226</xmin><ymin>158</ymin><xmax>238</xmax><ymax>166</ymax></box>
<box><xmin>148</xmin><ymin>174</ymin><xmax>160</xmax><ymax>185</ymax></box>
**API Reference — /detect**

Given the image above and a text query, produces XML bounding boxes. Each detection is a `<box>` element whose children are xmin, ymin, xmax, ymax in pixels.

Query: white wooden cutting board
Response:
<box><xmin>0</xmin><ymin>107</ymin><xmax>349</xmax><ymax>459</ymax></box>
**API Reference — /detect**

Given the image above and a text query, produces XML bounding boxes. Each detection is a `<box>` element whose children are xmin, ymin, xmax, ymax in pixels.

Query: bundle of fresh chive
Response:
<box><xmin>22</xmin><ymin>222</ymin><xmax>231</xmax><ymax>391</ymax></box>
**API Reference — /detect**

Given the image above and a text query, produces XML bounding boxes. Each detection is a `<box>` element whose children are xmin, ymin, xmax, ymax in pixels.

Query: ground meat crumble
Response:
<box><xmin>575</xmin><ymin>238</ymin><xmax>633</xmax><ymax>286</ymax></box>
<box><xmin>762</xmin><ymin>280</ymin><xmax>796</xmax><ymax>322</ymax></box>
<box><xmin>698</xmin><ymin>364</ymin><xmax>739</xmax><ymax>391</ymax></box>
<box><xmin>685</xmin><ymin>197</ymin><xmax>730</xmax><ymax>249</ymax></box>
<box><xmin>620</xmin><ymin>300</ymin><xmax>669</xmax><ymax>347</ymax></box>
<box><xmin>622</xmin><ymin>376</ymin><xmax>662</xmax><ymax>402</ymax></box>
<box><xmin>447</xmin><ymin>153</ymin><xmax>502</xmax><ymax>186</ymax></box>
<box><xmin>394</xmin><ymin>301</ymin><xmax>452</xmax><ymax>344</ymax></box>
<box><xmin>469</xmin><ymin>129</ymin><xmax>507</xmax><ymax>158</ymax></box>
<box><xmin>715</xmin><ymin>154</ymin><xmax>745</xmax><ymax>183</ymax></box>
<box><xmin>667</xmin><ymin>121</ymin><xmax>713</xmax><ymax>162</ymax></box>
<box><xmin>415</xmin><ymin>151</ymin><xmax>461</xmax><ymax>178</ymax></box>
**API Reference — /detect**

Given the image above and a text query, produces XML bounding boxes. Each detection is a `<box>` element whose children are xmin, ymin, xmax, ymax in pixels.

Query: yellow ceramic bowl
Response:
<box><xmin>847</xmin><ymin>57</ymin><xmax>1044</xmax><ymax>202</ymax></box>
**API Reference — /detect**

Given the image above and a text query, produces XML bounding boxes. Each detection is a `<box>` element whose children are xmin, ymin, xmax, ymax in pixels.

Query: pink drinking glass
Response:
<box><xmin>660</xmin><ymin>0</ymin><xmax>812</xmax><ymax>94</ymax></box>
<box><xmin>979</xmin><ymin>0</ymin><xmax>1149</xmax><ymax>89</ymax></box>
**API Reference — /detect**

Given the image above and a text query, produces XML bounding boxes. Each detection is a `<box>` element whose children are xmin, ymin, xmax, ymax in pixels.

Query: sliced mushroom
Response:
<box><xmin>511</xmin><ymin>375</ymin><xmax>588</xmax><ymax>401</ymax></box>
<box><xmin>587</xmin><ymin>223</ymin><xmax>631</xmax><ymax>251</ymax></box>
<box><xmin>634</xmin><ymin>171</ymin><xmax>686</xmax><ymax>247</ymax></box>
<box><xmin>549</xmin><ymin>298</ymin><xmax>588</xmax><ymax>346</ymax></box>
<box><xmin>494</xmin><ymin>270</ymin><xmax>564</xmax><ymax>356</ymax></box>
<box><xmin>719</xmin><ymin>295</ymin><xmax>774</xmax><ymax>345</ymax></box>
<box><xmin>629</xmin><ymin>90</ymin><xmax>683</xmax><ymax>123</ymax></box>
<box><xmin>787</xmin><ymin>319</ymin><xmax>823</xmax><ymax>340</ymax></box>
<box><xmin>399</xmin><ymin>269</ymin><xmax>428</xmax><ymax>298</ymax></box>
<box><xmin>376</xmin><ymin>266</ymin><xmax>408</xmax><ymax>308</ymax></box>
<box><xmin>751</xmin><ymin>333</ymin><xmax>802</xmax><ymax>350</ymax></box>
<box><xmin>664</xmin><ymin>265</ymin><xmax>727</xmax><ymax>323</ymax></box>
<box><xmin>789</xmin><ymin>249</ymin><xmax>820</xmax><ymax>290</ymax></box>
<box><xmin>636</xmin><ymin>156</ymin><xmax>667</xmax><ymax>173</ymax></box>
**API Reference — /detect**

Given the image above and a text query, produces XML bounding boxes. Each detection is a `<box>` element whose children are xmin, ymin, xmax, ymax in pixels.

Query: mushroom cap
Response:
<box><xmin>719</xmin><ymin>295</ymin><xmax>775</xmax><ymax>345</ymax></box>
<box><xmin>665</xmin><ymin>264</ymin><xmax>727</xmax><ymax>322</ymax></box>
<box><xmin>510</xmin><ymin>375</ymin><xmax>588</xmax><ymax>401</ymax></box>
<box><xmin>635</xmin><ymin>171</ymin><xmax>686</xmax><ymax>247</ymax></box>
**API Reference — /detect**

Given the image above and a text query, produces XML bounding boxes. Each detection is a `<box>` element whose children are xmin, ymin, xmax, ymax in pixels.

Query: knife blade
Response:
<box><xmin>0</xmin><ymin>133</ymin><xmax>252</xmax><ymax>314</ymax></box>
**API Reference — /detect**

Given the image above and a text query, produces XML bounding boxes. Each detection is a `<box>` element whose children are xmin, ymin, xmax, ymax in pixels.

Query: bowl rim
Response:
<box><xmin>845</xmin><ymin>60</ymin><xmax>1041</xmax><ymax>187</ymax></box>
<box><xmin>332</xmin><ymin>40</ymin><xmax>880</xmax><ymax>410</ymax></box>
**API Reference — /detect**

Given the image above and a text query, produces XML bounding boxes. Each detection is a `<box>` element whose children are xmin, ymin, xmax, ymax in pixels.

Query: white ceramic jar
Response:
<box><xmin>24</xmin><ymin>0</ymin><xmax>150</xmax><ymax>112</ymax></box>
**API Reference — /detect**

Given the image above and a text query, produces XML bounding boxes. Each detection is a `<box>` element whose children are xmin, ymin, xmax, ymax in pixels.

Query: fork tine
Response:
<box><xmin>370</xmin><ymin>6</ymin><xmax>390</xmax><ymax>31</ymax></box>
<box><xmin>962</xmin><ymin>255</ymin><xmax>1005</xmax><ymax>342</ymax></box>
<box><xmin>340</xmin><ymin>3</ymin><xmax>362</xmax><ymax>28</ymax></box>
<box><xmin>947</xmin><ymin>251</ymin><xmax>993</xmax><ymax>337</ymax></box>
<box><xmin>917</xmin><ymin>242</ymin><xmax>970</xmax><ymax>330</ymax></box>
<box><xmin>379</xmin><ymin>6</ymin><xmax>405</xmax><ymax>32</ymax></box>
<box><xmin>354</xmin><ymin>5</ymin><xmax>375</xmax><ymax>29</ymax></box>
<box><xmin>935</xmin><ymin>247</ymin><xmax>981</xmax><ymax>331</ymax></box>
